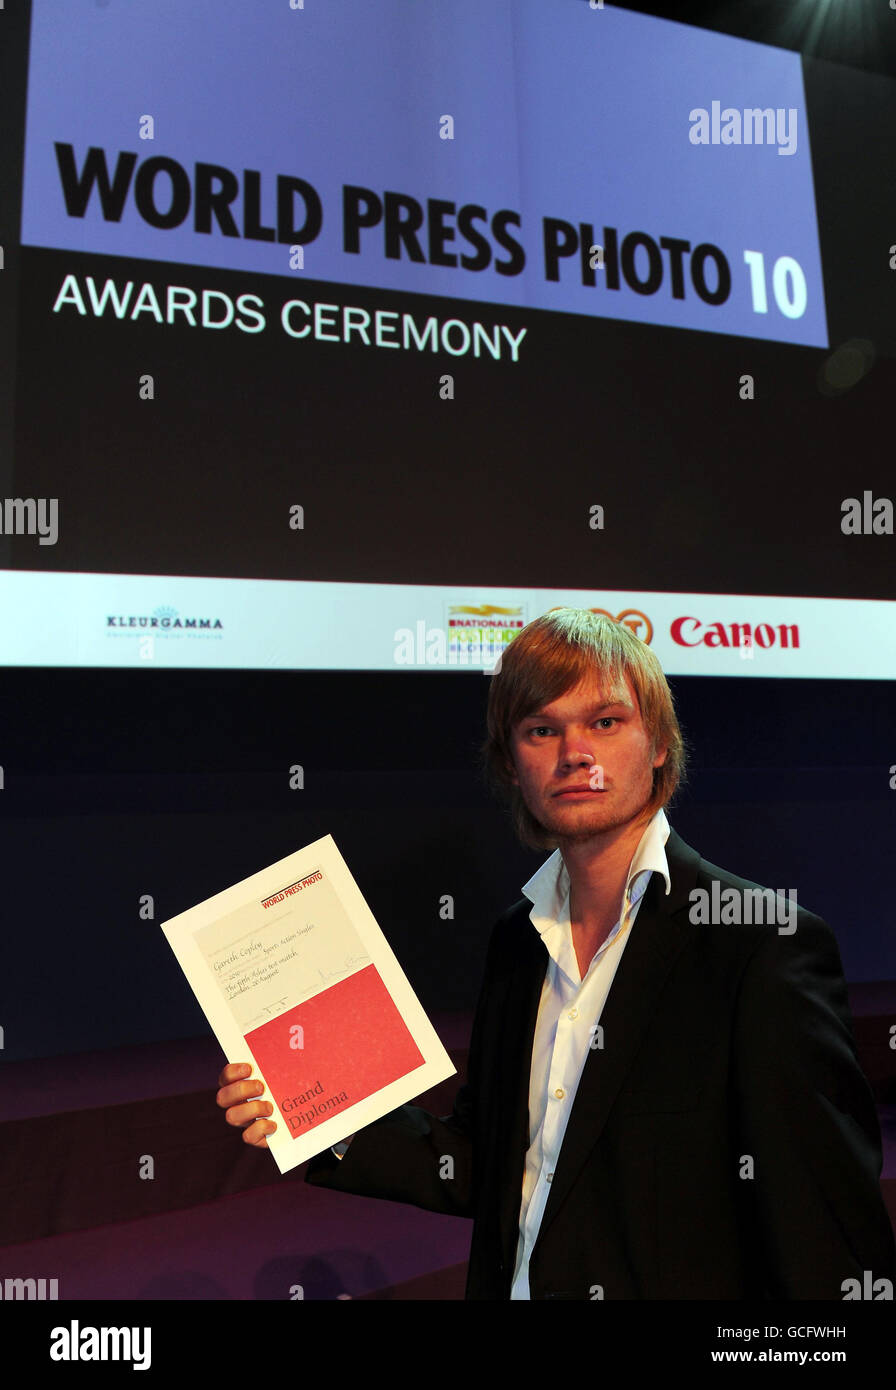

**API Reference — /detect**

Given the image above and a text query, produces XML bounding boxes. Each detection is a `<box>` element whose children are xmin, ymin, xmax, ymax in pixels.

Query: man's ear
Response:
<box><xmin>652</xmin><ymin>740</ymin><xmax>668</xmax><ymax>769</ymax></box>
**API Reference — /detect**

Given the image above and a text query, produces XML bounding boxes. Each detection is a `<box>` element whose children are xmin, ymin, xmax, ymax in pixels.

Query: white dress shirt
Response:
<box><xmin>509</xmin><ymin>807</ymin><xmax>672</xmax><ymax>1299</ymax></box>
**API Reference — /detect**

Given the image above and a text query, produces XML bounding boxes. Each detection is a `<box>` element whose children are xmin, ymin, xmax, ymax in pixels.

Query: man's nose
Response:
<box><xmin>559</xmin><ymin>740</ymin><xmax>595</xmax><ymax>768</ymax></box>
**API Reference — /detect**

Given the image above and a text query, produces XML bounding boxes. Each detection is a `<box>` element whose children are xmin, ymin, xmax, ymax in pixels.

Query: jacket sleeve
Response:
<box><xmin>731</xmin><ymin>909</ymin><xmax>896</xmax><ymax>1298</ymax></box>
<box><xmin>303</xmin><ymin>905</ymin><xmax>508</xmax><ymax>1218</ymax></box>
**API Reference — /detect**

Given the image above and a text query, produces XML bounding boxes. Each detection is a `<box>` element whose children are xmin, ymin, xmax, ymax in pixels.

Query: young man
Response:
<box><xmin>217</xmin><ymin>608</ymin><xmax>895</xmax><ymax>1299</ymax></box>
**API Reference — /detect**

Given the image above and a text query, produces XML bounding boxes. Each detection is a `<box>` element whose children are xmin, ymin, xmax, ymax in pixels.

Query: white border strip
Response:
<box><xmin>0</xmin><ymin>570</ymin><xmax>892</xmax><ymax>679</ymax></box>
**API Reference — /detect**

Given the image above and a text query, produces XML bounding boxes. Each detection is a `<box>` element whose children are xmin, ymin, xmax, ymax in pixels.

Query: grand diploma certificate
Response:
<box><xmin>161</xmin><ymin>835</ymin><xmax>456</xmax><ymax>1173</ymax></box>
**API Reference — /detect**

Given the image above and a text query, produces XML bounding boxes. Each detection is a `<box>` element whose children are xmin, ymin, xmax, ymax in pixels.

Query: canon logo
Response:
<box><xmin>670</xmin><ymin>618</ymin><xmax>799</xmax><ymax>649</ymax></box>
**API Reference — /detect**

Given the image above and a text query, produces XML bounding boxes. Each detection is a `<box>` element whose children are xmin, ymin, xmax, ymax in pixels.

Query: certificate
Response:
<box><xmin>161</xmin><ymin>835</ymin><xmax>456</xmax><ymax>1173</ymax></box>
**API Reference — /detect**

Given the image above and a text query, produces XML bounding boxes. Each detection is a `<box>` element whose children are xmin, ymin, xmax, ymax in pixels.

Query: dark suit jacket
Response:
<box><xmin>305</xmin><ymin>828</ymin><xmax>895</xmax><ymax>1299</ymax></box>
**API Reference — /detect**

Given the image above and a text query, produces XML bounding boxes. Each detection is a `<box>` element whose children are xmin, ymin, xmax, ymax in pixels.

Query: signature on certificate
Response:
<box><xmin>318</xmin><ymin>951</ymin><xmax>371</xmax><ymax>986</ymax></box>
<box><xmin>245</xmin><ymin>995</ymin><xmax>290</xmax><ymax>1028</ymax></box>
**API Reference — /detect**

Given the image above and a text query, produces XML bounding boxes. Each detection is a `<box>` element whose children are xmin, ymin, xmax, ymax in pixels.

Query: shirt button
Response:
<box><xmin>554</xmin><ymin>1087</ymin><xmax>565</xmax><ymax>1099</ymax></box>
<box><xmin>546</xmin><ymin>1172</ymin><xmax>554</xmax><ymax>1182</ymax></box>
<box><xmin>568</xmin><ymin>1008</ymin><xmax>578</xmax><ymax>1020</ymax></box>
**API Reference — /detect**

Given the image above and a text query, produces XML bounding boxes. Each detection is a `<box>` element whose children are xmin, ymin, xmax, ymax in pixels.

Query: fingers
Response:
<box><xmin>216</xmin><ymin>1078</ymin><xmax>263</xmax><ymax>1110</ymax></box>
<box><xmin>223</xmin><ymin>1094</ymin><xmax>277</xmax><ymax>1146</ymax></box>
<box><xmin>218</xmin><ymin>1060</ymin><xmax>253</xmax><ymax>1088</ymax></box>
<box><xmin>240</xmin><ymin>1116</ymin><xmax>276</xmax><ymax>1149</ymax></box>
<box><xmin>216</xmin><ymin>1061</ymin><xmax>277</xmax><ymax>1147</ymax></box>
<box><xmin>216</xmin><ymin>1063</ymin><xmax>264</xmax><ymax>1111</ymax></box>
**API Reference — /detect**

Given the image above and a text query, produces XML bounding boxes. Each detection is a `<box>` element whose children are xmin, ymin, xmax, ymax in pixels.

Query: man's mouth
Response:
<box><xmin>552</xmin><ymin>786</ymin><xmax>606</xmax><ymax>798</ymax></box>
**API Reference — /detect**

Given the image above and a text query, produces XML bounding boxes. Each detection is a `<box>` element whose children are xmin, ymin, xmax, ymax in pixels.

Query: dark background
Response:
<box><xmin>0</xmin><ymin>666</ymin><xmax>892</xmax><ymax>1061</ymax></box>
<box><xmin>0</xmin><ymin>1</ymin><xmax>893</xmax><ymax>1063</ymax></box>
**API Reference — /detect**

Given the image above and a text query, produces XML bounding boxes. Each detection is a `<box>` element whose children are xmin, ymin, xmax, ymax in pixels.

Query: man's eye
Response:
<box><xmin>529</xmin><ymin>718</ymin><xmax>617</xmax><ymax>737</ymax></box>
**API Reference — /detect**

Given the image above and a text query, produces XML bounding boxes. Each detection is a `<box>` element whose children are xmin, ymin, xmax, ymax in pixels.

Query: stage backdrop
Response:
<box><xmin>0</xmin><ymin>0</ymin><xmax>894</xmax><ymax>675</ymax></box>
<box><xmin>0</xmin><ymin>2</ymin><xmax>893</xmax><ymax>1062</ymax></box>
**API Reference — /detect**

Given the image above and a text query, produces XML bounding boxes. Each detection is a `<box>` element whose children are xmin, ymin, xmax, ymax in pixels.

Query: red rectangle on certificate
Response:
<box><xmin>244</xmin><ymin>964</ymin><xmax>425</xmax><ymax>1140</ymax></box>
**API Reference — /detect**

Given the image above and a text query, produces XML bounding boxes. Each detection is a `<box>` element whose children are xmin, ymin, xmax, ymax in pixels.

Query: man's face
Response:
<box><xmin>507</xmin><ymin>672</ymin><xmax>667</xmax><ymax>844</ymax></box>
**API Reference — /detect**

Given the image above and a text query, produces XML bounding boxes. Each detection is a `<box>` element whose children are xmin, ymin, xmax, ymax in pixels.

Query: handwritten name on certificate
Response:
<box><xmin>161</xmin><ymin>835</ymin><xmax>456</xmax><ymax>1173</ymax></box>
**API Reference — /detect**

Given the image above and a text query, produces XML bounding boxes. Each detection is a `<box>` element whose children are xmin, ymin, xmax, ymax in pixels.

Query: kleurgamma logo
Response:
<box><xmin>106</xmin><ymin>605</ymin><xmax>223</xmax><ymax>637</ymax></box>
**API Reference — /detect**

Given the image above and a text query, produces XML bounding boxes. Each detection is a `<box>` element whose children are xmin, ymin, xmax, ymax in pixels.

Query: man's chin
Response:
<box><xmin>540</xmin><ymin>804</ymin><xmax>617</xmax><ymax>840</ymax></box>
<box><xmin>538</xmin><ymin>796</ymin><xmax>650</xmax><ymax>843</ymax></box>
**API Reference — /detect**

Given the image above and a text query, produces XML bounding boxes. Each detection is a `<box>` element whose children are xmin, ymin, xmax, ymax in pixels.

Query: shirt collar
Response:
<box><xmin>520</xmin><ymin>806</ymin><xmax>672</xmax><ymax>940</ymax></box>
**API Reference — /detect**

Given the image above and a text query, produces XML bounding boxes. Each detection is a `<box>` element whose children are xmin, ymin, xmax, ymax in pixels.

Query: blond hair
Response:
<box><xmin>480</xmin><ymin>608</ymin><xmax>687</xmax><ymax>850</ymax></box>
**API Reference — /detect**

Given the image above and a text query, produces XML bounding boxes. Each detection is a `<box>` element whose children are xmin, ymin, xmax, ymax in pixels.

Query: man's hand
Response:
<box><xmin>216</xmin><ymin>1062</ymin><xmax>276</xmax><ymax>1148</ymax></box>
